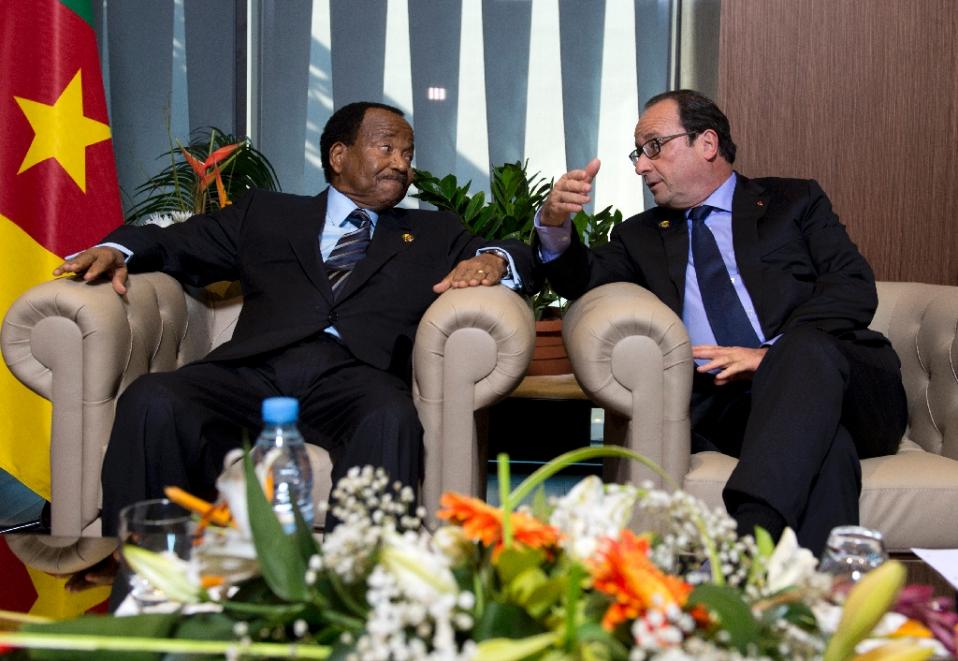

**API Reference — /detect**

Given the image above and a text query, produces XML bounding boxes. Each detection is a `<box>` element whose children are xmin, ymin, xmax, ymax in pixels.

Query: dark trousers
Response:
<box><xmin>100</xmin><ymin>333</ymin><xmax>423</xmax><ymax>535</ymax></box>
<box><xmin>690</xmin><ymin>327</ymin><xmax>907</xmax><ymax>555</ymax></box>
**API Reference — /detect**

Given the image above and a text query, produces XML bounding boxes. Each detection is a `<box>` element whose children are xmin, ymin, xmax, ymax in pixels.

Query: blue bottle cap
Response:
<box><xmin>261</xmin><ymin>397</ymin><xmax>299</xmax><ymax>424</ymax></box>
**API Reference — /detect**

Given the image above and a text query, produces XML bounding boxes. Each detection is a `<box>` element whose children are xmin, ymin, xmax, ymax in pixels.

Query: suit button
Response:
<box><xmin>328</xmin><ymin>311</ymin><xmax>338</xmax><ymax>324</ymax></box>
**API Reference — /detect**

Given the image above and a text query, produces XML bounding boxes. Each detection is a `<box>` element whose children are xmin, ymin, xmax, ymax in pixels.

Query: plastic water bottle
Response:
<box><xmin>250</xmin><ymin>397</ymin><xmax>314</xmax><ymax>534</ymax></box>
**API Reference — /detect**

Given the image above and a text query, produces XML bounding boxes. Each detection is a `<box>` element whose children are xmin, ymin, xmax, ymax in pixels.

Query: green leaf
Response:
<box><xmin>503</xmin><ymin>566</ymin><xmax>556</xmax><ymax>616</ymax></box>
<box><xmin>472</xmin><ymin>631</ymin><xmax>559</xmax><ymax>661</ymax></box>
<box><xmin>293</xmin><ymin>505</ymin><xmax>321</xmax><ymax>564</ymax></box>
<box><xmin>495</xmin><ymin>547</ymin><xmax>546</xmax><ymax>584</ymax></box>
<box><xmin>688</xmin><ymin>584</ymin><xmax>762</xmax><ymax>653</ymax></box>
<box><xmin>472</xmin><ymin>602</ymin><xmax>549</xmax><ymax>642</ymax></box>
<box><xmin>243</xmin><ymin>450</ymin><xmax>308</xmax><ymax>601</ymax></box>
<box><xmin>531</xmin><ymin>485</ymin><xmax>550</xmax><ymax>522</ymax></box>
<box><xmin>463</xmin><ymin>192</ymin><xmax>486</xmax><ymax>224</ymax></box>
<box><xmin>753</xmin><ymin>526</ymin><xmax>774</xmax><ymax>558</ymax></box>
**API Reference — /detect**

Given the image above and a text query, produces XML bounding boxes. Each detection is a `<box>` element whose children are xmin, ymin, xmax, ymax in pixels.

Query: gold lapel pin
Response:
<box><xmin>658</xmin><ymin>220</ymin><xmax>671</xmax><ymax>229</ymax></box>
<box><xmin>402</xmin><ymin>232</ymin><xmax>414</xmax><ymax>243</ymax></box>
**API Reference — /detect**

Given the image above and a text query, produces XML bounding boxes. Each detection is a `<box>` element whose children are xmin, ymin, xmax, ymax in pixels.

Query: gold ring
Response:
<box><xmin>477</xmin><ymin>269</ymin><xmax>485</xmax><ymax>275</ymax></box>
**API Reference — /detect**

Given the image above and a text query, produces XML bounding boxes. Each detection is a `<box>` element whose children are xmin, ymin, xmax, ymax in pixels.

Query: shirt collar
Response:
<box><xmin>326</xmin><ymin>185</ymin><xmax>379</xmax><ymax>227</ymax></box>
<box><xmin>687</xmin><ymin>171</ymin><xmax>737</xmax><ymax>217</ymax></box>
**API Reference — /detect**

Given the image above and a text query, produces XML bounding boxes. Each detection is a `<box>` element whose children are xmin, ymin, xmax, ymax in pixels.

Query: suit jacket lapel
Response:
<box><xmin>333</xmin><ymin>208</ymin><xmax>412</xmax><ymax>302</ymax></box>
<box><xmin>288</xmin><ymin>190</ymin><xmax>334</xmax><ymax>303</ymax></box>
<box><xmin>659</xmin><ymin>207</ymin><xmax>690</xmax><ymax>310</ymax></box>
<box><xmin>730</xmin><ymin>174</ymin><xmax>771</xmax><ymax>329</ymax></box>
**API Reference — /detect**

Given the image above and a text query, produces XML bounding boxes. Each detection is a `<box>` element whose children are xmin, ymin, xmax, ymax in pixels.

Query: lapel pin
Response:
<box><xmin>658</xmin><ymin>220</ymin><xmax>671</xmax><ymax>230</ymax></box>
<box><xmin>402</xmin><ymin>232</ymin><xmax>414</xmax><ymax>244</ymax></box>
<box><xmin>756</xmin><ymin>200</ymin><xmax>765</xmax><ymax>207</ymax></box>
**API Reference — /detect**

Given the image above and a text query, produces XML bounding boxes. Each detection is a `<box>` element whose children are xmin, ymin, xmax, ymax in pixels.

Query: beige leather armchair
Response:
<box><xmin>1</xmin><ymin>273</ymin><xmax>534</xmax><ymax>562</ymax></box>
<box><xmin>563</xmin><ymin>281</ymin><xmax>958</xmax><ymax>552</ymax></box>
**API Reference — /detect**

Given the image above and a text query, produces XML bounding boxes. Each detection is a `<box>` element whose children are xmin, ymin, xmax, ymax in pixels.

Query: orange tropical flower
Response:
<box><xmin>437</xmin><ymin>492</ymin><xmax>560</xmax><ymax>557</ymax></box>
<box><xmin>589</xmin><ymin>529</ymin><xmax>694</xmax><ymax>631</ymax></box>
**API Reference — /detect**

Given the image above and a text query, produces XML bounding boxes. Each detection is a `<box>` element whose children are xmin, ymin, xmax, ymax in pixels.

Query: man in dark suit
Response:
<box><xmin>536</xmin><ymin>90</ymin><xmax>906</xmax><ymax>554</ymax></box>
<box><xmin>54</xmin><ymin>101</ymin><xmax>538</xmax><ymax>534</ymax></box>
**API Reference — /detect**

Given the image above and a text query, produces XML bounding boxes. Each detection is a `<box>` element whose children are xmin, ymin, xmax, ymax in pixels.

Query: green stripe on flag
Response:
<box><xmin>59</xmin><ymin>0</ymin><xmax>94</xmax><ymax>28</ymax></box>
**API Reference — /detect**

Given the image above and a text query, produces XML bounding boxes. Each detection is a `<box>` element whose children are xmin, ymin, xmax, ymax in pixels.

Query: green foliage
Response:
<box><xmin>413</xmin><ymin>162</ymin><xmax>623</xmax><ymax>318</ymax></box>
<box><xmin>125</xmin><ymin>127</ymin><xmax>280</xmax><ymax>225</ymax></box>
<box><xmin>413</xmin><ymin>161</ymin><xmax>550</xmax><ymax>244</ymax></box>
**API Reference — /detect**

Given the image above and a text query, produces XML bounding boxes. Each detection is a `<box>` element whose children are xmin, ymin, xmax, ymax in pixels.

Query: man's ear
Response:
<box><xmin>699</xmin><ymin>129</ymin><xmax>720</xmax><ymax>161</ymax></box>
<box><xmin>328</xmin><ymin>142</ymin><xmax>347</xmax><ymax>176</ymax></box>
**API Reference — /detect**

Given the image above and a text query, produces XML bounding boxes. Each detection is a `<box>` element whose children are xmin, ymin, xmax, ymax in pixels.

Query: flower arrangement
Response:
<box><xmin>0</xmin><ymin>447</ymin><xmax>953</xmax><ymax>660</ymax></box>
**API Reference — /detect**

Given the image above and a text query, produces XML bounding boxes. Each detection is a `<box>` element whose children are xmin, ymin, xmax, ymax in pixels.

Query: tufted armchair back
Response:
<box><xmin>869</xmin><ymin>282</ymin><xmax>958</xmax><ymax>458</ymax></box>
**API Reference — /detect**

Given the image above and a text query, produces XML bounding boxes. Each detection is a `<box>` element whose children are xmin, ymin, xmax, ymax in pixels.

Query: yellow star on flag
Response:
<box><xmin>14</xmin><ymin>69</ymin><xmax>112</xmax><ymax>193</ymax></box>
<box><xmin>25</xmin><ymin>565</ymin><xmax>110</xmax><ymax>619</ymax></box>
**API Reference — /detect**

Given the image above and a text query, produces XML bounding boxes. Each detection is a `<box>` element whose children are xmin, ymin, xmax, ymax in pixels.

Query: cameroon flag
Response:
<box><xmin>0</xmin><ymin>0</ymin><xmax>122</xmax><ymax>500</ymax></box>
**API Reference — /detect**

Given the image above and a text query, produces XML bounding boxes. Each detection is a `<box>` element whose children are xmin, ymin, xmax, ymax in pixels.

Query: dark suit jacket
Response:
<box><xmin>542</xmin><ymin>175</ymin><xmax>887</xmax><ymax>347</ymax></box>
<box><xmin>106</xmin><ymin>188</ymin><xmax>538</xmax><ymax>378</ymax></box>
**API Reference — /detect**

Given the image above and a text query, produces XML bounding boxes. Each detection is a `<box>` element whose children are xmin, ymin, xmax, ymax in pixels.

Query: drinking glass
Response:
<box><xmin>818</xmin><ymin>525</ymin><xmax>888</xmax><ymax>584</ymax></box>
<box><xmin>118</xmin><ymin>498</ymin><xmax>195</xmax><ymax>608</ymax></box>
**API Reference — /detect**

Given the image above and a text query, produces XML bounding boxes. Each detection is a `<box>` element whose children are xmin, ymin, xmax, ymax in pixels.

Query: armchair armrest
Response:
<box><xmin>413</xmin><ymin>285</ymin><xmax>535</xmax><ymax>517</ymax></box>
<box><xmin>1</xmin><ymin>273</ymin><xmax>193</xmax><ymax>535</ymax></box>
<box><xmin>563</xmin><ymin>283</ymin><xmax>693</xmax><ymax>487</ymax></box>
<box><xmin>873</xmin><ymin>282</ymin><xmax>958</xmax><ymax>460</ymax></box>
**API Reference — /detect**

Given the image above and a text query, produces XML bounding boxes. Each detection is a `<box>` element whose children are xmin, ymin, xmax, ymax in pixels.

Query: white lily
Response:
<box><xmin>379</xmin><ymin>531</ymin><xmax>458</xmax><ymax>601</ymax></box>
<box><xmin>549</xmin><ymin>475</ymin><xmax>639</xmax><ymax>561</ymax></box>
<box><xmin>766</xmin><ymin>527</ymin><xmax>819</xmax><ymax>593</ymax></box>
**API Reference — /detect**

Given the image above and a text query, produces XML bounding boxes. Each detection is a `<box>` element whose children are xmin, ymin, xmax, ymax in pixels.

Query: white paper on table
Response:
<box><xmin>911</xmin><ymin>547</ymin><xmax>958</xmax><ymax>590</ymax></box>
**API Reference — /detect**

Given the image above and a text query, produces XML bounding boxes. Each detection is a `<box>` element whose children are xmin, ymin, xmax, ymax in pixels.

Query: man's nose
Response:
<box><xmin>634</xmin><ymin>152</ymin><xmax>652</xmax><ymax>176</ymax></box>
<box><xmin>390</xmin><ymin>152</ymin><xmax>410</xmax><ymax>172</ymax></box>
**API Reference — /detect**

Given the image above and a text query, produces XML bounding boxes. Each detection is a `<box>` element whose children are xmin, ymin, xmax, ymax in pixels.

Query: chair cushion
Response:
<box><xmin>683</xmin><ymin>442</ymin><xmax>958</xmax><ymax>552</ymax></box>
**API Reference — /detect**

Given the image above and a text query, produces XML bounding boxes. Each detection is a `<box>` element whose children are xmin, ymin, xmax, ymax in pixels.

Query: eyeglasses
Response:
<box><xmin>628</xmin><ymin>132</ymin><xmax>697</xmax><ymax>164</ymax></box>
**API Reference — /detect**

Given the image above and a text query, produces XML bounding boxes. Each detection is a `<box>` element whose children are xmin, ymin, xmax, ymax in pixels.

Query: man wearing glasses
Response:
<box><xmin>534</xmin><ymin>89</ymin><xmax>906</xmax><ymax>555</ymax></box>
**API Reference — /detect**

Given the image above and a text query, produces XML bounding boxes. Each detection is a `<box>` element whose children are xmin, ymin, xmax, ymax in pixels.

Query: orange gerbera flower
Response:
<box><xmin>589</xmin><ymin>529</ymin><xmax>694</xmax><ymax>631</ymax></box>
<box><xmin>437</xmin><ymin>492</ymin><xmax>560</xmax><ymax>557</ymax></box>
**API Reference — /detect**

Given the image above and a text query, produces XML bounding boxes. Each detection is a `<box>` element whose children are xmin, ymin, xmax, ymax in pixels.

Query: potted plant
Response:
<box><xmin>413</xmin><ymin>162</ymin><xmax>622</xmax><ymax>375</ymax></box>
<box><xmin>125</xmin><ymin>127</ymin><xmax>280</xmax><ymax>226</ymax></box>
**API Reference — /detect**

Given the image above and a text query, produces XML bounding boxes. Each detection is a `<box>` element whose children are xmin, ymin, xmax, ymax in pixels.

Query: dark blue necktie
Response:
<box><xmin>326</xmin><ymin>208</ymin><xmax>372</xmax><ymax>295</ymax></box>
<box><xmin>689</xmin><ymin>205</ymin><xmax>760</xmax><ymax>348</ymax></box>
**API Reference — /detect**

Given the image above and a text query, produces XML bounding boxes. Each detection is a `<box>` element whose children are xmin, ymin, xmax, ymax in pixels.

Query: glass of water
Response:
<box><xmin>118</xmin><ymin>498</ymin><xmax>195</xmax><ymax>608</ymax></box>
<box><xmin>818</xmin><ymin>525</ymin><xmax>888</xmax><ymax>584</ymax></box>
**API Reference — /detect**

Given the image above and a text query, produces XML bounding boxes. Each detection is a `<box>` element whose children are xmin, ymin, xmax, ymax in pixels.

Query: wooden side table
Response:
<box><xmin>509</xmin><ymin>373</ymin><xmax>590</xmax><ymax>401</ymax></box>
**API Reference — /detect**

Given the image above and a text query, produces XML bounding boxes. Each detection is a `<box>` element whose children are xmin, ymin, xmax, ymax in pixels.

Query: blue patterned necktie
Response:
<box><xmin>326</xmin><ymin>208</ymin><xmax>372</xmax><ymax>295</ymax></box>
<box><xmin>689</xmin><ymin>205</ymin><xmax>760</xmax><ymax>348</ymax></box>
